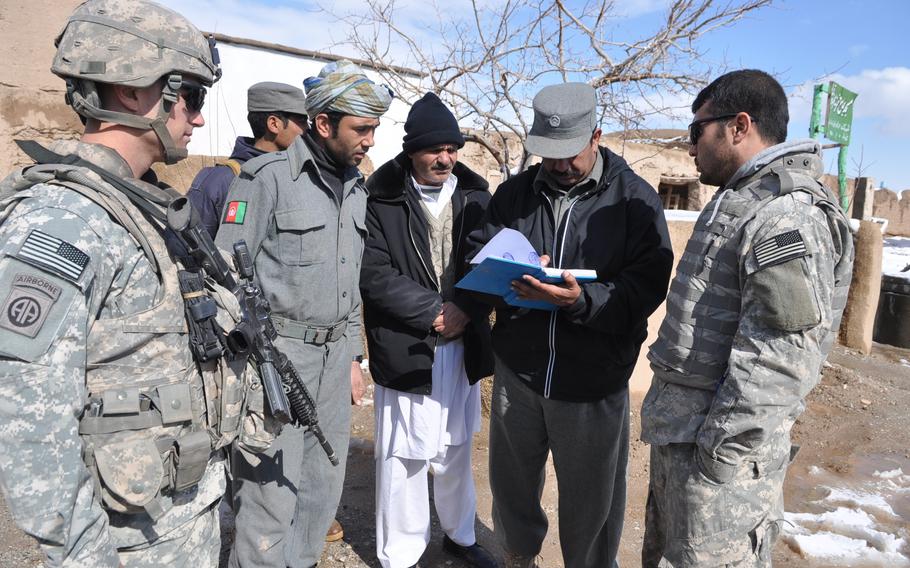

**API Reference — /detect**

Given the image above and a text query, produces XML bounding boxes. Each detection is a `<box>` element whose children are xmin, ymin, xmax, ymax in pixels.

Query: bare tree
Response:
<box><xmin>328</xmin><ymin>0</ymin><xmax>771</xmax><ymax>174</ymax></box>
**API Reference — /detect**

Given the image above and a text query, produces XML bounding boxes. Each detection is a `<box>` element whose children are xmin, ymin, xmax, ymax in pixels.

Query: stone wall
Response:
<box><xmin>0</xmin><ymin>0</ymin><xmax>84</xmax><ymax>177</ymax></box>
<box><xmin>872</xmin><ymin>189</ymin><xmax>910</xmax><ymax>236</ymax></box>
<box><xmin>458</xmin><ymin>129</ymin><xmax>707</xmax><ymax>205</ymax></box>
<box><xmin>820</xmin><ymin>173</ymin><xmax>856</xmax><ymax>215</ymax></box>
<box><xmin>819</xmin><ymin>173</ymin><xmax>910</xmax><ymax>237</ymax></box>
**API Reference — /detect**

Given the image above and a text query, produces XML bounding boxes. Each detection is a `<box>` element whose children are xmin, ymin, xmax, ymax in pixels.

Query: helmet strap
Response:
<box><xmin>66</xmin><ymin>74</ymin><xmax>189</xmax><ymax>164</ymax></box>
<box><xmin>152</xmin><ymin>74</ymin><xmax>188</xmax><ymax>164</ymax></box>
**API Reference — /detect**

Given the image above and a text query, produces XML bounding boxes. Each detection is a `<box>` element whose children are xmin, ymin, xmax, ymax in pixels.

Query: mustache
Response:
<box><xmin>431</xmin><ymin>164</ymin><xmax>452</xmax><ymax>172</ymax></box>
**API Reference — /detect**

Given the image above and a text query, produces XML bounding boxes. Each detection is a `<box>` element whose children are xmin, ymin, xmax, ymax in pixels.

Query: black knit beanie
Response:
<box><xmin>402</xmin><ymin>92</ymin><xmax>465</xmax><ymax>154</ymax></box>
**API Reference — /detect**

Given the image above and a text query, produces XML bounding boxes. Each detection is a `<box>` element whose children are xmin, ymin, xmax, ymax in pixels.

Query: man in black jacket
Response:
<box><xmin>465</xmin><ymin>83</ymin><xmax>673</xmax><ymax>568</ymax></box>
<box><xmin>361</xmin><ymin>93</ymin><xmax>497</xmax><ymax>568</ymax></box>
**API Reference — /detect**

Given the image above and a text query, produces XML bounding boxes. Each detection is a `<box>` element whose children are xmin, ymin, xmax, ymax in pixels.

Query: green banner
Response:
<box><xmin>825</xmin><ymin>81</ymin><xmax>858</xmax><ymax>145</ymax></box>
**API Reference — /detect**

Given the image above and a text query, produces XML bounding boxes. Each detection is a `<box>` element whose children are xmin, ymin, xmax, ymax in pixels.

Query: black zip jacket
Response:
<box><xmin>361</xmin><ymin>153</ymin><xmax>494</xmax><ymax>394</ymax></box>
<box><xmin>465</xmin><ymin>147</ymin><xmax>673</xmax><ymax>401</ymax></box>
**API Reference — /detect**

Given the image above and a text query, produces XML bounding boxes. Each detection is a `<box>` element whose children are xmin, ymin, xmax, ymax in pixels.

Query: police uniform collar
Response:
<box><xmin>50</xmin><ymin>140</ymin><xmax>135</xmax><ymax>180</ymax></box>
<box><xmin>285</xmin><ymin>133</ymin><xmax>362</xmax><ymax>185</ymax></box>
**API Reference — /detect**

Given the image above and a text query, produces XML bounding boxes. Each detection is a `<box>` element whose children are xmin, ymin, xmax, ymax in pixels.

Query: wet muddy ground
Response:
<box><xmin>1</xmin><ymin>343</ymin><xmax>908</xmax><ymax>567</ymax></box>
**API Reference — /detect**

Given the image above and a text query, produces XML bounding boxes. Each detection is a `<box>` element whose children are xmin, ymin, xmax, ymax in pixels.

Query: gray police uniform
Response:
<box><xmin>0</xmin><ymin>141</ymin><xmax>243</xmax><ymax>567</ymax></box>
<box><xmin>215</xmin><ymin>134</ymin><xmax>366</xmax><ymax>568</ymax></box>
<box><xmin>640</xmin><ymin>140</ymin><xmax>854</xmax><ymax>567</ymax></box>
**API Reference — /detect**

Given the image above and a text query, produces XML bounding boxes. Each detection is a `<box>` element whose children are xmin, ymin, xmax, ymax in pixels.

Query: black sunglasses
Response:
<box><xmin>688</xmin><ymin>113</ymin><xmax>740</xmax><ymax>146</ymax></box>
<box><xmin>180</xmin><ymin>83</ymin><xmax>207</xmax><ymax>114</ymax></box>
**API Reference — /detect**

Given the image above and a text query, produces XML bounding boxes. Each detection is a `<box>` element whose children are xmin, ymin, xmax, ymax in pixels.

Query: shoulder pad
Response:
<box><xmin>239</xmin><ymin>151</ymin><xmax>287</xmax><ymax>178</ymax></box>
<box><xmin>218</xmin><ymin>159</ymin><xmax>242</xmax><ymax>177</ymax></box>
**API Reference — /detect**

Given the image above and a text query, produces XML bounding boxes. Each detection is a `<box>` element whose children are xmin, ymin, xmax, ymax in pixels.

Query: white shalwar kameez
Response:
<box><xmin>374</xmin><ymin>174</ymin><xmax>483</xmax><ymax>568</ymax></box>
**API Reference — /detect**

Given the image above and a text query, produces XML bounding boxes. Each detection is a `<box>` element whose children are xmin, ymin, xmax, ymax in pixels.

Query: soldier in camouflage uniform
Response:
<box><xmin>0</xmin><ymin>1</ymin><xmax>254</xmax><ymax>566</ymax></box>
<box><xmin>640</xmin><ymin>70</ymin><xmax>855</xmax><ymax>567</ymax></box>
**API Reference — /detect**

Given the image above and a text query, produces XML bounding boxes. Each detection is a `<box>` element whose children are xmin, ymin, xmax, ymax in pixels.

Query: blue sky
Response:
<box><xmin>160</xmin><ymin>0</ymin><xmax>910</xmax><ymax>191</ymax></box>
<box><xmin>687</xmin><ymin>0</ymin><xmax>910</xmax><ymax>191</ymax></box>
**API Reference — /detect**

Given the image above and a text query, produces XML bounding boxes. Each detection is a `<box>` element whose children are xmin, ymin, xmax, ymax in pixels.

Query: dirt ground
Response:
<box><xmin>1</xmin><ymin>342</ymin><xmax>908</xmax><ymax>567</ymax></box>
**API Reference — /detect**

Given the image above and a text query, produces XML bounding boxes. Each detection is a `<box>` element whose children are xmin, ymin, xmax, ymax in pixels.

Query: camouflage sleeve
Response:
<box><xmin>695</xmin><ymin>193</ymin><xmax>842</xmax><ymax>484</ymax></box>
<box><xmin>0</xmin><ymin>196</ymin><xmax>121</xmax><ymax>566</ymax></box>
<box><xmin>213</xmin><ymin>170</ymin><xmax>277</xmax><ymax>261</ymax></box>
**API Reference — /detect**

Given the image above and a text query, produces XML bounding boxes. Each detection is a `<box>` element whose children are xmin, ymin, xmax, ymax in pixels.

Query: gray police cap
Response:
<box><xmin>247</xmin><ymin>82</ymin><xmax>308</xmax><ymax>116</ymax></box>
<box><xmin>525</xmin><ymin>83</ymin><xmax>598</xmax><ymax>159</ymax></box>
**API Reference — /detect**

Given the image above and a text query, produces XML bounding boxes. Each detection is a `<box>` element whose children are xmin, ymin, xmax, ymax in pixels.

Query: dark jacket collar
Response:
<box><xmin>366</xmin><ymin>151</ymin><xmax>489</xmax><ymax>201</ymax></box>
<box><xmin>283</xmin><ymin>133</ymin><xmax>362</xmax><ymax>186</ymax></box>
<box><xmin>229</xmin><ymin>136</ymin><xmax>266</xmax><ymax>163</ymax></box>
<box><xmin>528</xmin><ymin>146</ymin><xmax>631</xmax><ymax>197</ymax></box>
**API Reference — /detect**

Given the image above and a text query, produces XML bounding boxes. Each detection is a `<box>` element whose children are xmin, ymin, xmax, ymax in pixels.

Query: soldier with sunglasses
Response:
<box><xmin>640</xmin><ymin>69</ymin><xmax>855</xmax><ymax>567</ymax></box>
<box><xmin>0</xmin><ymin>1</ymin><xmax>261</xmax><ymax>566</ymax></box>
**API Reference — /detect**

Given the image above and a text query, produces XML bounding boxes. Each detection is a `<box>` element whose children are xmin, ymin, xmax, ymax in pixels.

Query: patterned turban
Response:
<box><xmin>304</xmin><ymin>60</ymin><xmax>393</xmax><ymax>118</ymax></box>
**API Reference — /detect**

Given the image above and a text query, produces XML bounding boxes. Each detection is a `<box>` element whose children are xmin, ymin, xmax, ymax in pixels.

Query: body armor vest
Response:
<box><xmin>0</xmin><ymin>162</ymin><xmax>254</xmax><ymax>519</ymax></box>
<box><xmin>649</xmin><ymin>153</ymin><xmax>853</xmax><ymax>389</ymax></box>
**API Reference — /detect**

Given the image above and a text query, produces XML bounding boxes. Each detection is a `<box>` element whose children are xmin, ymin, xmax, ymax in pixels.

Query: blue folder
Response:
<box><xmin>455</xmin><ymin>256</ymin><xmax>597</xmax><ymax>311</ymax></box>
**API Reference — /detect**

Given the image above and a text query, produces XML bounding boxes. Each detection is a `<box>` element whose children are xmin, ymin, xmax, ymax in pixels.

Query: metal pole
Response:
<box><xmin>838</xmin><ymin>144</ymin><xmax>849</xmax><ymax>211</ymax></box>
<box><xmin>809</xmin><ymin>83</ymin><xmax>828</xmax><ymax>139</ymax></box>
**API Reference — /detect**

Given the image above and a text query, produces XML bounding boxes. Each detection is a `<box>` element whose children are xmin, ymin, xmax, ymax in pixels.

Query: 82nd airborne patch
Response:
<box><xmin>224</xmin><ymin>201</ymin><xmax>247</xmax><ymax>224</ymax></box>
<box><xmin>0</xmin><ymin>273</ymin><xmax>62</xmax><ymax>338</ymax></box>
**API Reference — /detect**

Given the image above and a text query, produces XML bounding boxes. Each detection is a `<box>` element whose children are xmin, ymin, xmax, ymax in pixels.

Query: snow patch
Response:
<box><xmin>823</xmin><ymin>487</ymin><xmax>897</xmax><ymax>517</ymax></box>
<box><xmin>875</xmin><ymin>469</ymin><xmax>904</xmax><ymax>480</ymax></box>
<box><xmin>883</xmin><ymin>237</ymin><xmax>910</xmax><ymax>279</ymax></box>
<box><xmin>785</xmin><ymin>508</ymin><xmax>904</xmax><ymax>552</ymax></box>
<box><xmin>663</xmin><ymin>209</ymin><xmax>701</xmax><ymax>222</ymax></box>
<box><xmin>782</xmin><ymin>530</ymin><xmax>910</xmax><ymax>567</ymax></box>
<box><xmin>784</xmin><ymin>466</ymin><xmax>910</xmax><ymax>566</ymax></box>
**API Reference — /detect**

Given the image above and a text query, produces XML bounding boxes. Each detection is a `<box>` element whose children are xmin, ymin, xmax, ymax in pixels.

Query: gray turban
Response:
<box><xmin>303</xmin><ymin>60</ymin><xmax>393</xmax><ymax>118</ymax></box>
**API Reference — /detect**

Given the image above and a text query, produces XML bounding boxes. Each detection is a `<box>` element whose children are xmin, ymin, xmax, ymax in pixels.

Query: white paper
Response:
<box><xmin>470</xmin><ymin>228</ymin><xmax>541</xmax><ymax>266</ymax></box>
<box><xmin>541</xmin><ymin>267</ymin><xmax>598</xmax><ymax>280</ymax></box>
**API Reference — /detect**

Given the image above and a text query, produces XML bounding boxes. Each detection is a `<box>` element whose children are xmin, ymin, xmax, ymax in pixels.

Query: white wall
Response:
<box><xmin>188</xmin><ymin>43</ymin><xmax>415</xmax><ymax>169</ymax></box>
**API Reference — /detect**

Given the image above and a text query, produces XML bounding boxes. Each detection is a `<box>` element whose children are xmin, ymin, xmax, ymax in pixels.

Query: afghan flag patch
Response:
<box><xmin>224</xmin><ymin>201</ymin><xmax>247</xmax><ymax>224</ymax></box>
<box><xmin>753</xmin><ymin>229</ymin><xmax>807</xmax><ymax>269</ymax></box>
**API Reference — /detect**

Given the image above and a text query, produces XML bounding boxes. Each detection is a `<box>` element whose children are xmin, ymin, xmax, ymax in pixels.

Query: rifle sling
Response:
<box><xmin>15</xmin><ymin>139</ymin><xmax>177</xmax><ymax>224</ymax></box>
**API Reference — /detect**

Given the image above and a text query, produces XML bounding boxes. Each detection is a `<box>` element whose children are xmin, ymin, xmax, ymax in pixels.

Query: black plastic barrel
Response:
<box><xmin>873</xmin><ymin>274</ymin><xmax>910</xmax><ymax>348</ymax></box>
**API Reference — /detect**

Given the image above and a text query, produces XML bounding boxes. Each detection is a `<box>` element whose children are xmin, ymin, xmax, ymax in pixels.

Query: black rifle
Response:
<box><xmin>167</xmin><ymin>196</ymin><xmax>338</xmax><ymax>466</ymax></box>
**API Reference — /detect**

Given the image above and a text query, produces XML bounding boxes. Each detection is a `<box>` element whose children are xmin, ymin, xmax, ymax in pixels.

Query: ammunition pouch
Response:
<box><xmin>2</xmin><ymin>145</ymin><xmax>282</xmax><ymax>520</ymax></box>
<box><xmin>80</xmin><ymin>385</ymin><xmax>213</xmax><ymax>520</ymax></box>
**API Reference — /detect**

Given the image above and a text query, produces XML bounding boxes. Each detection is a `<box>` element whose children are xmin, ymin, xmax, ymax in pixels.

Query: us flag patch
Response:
<box><xmin>753</xmin><ymin>229</ymin><xmax>807</xmax><ymax>269</ymax></box>
<box><xmin>17</xmin><ymin>230</ymin><xmax>89</xmax><ymax>282</ymax></box>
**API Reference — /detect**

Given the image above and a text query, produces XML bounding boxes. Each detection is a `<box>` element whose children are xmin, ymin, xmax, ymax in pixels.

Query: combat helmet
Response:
<box><xmin>51</xmin><ymin>0</ymin><xmax>221</xmax><ymax>164</ymax></box>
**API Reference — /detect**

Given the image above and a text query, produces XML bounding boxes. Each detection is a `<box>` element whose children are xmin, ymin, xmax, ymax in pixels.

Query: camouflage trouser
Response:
<box><xmin>642</xmin><ymin>443</ymin><xmax>787</xmax><ymax>568</ymax></box>
<box><xmin>117</xmin><ymin>501</ymin><xmax>220</xmax><ymax>568</ymax></box>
